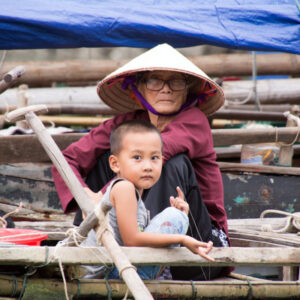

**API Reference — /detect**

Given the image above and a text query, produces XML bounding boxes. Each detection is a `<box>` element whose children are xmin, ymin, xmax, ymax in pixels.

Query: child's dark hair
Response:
<box><xmin>110</xmin><ymin>120</ymin><xmax>163</xmax><ymax>155</ymax></box>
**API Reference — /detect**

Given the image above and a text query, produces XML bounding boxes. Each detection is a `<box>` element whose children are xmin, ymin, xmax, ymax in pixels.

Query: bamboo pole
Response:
<box><xmin>1</xmin><ymin>78</ymin><xmax>300</xmax><ymax>108</ymax></box>
<box><xmin>0</xmin><ymin>103</ymin><xmax>295</xmax><ymax>116</ymax></box>
<box><xmin>1</xmin><ymin>275</ymin><xmax>300</xmax><ymax>299</ymax></box>
<box><xmin>0</xmin><ymin>53</ymin><xmax>299</xmax><ymax>86</ymax></box>
<box><xmin>224</xmin><ymin>104</ymin><xmax>294</xmax><ymax>112</ymax></box>
<box><xmin>222</xmin><ymin>78</ymin><xmax>300</xmax><ymax>105</ymax></box>
<box><xmin>0</xmin><ymin>104</ymin><xmax>117</xmax><ymax>116</ymax></box>
<box><xmin>2</xmin><ymin>110</ymin><xmax>289</xmax><ymax>126</ymax></box>
<box><xmin>0</xmin><ymin>66</ymin><xmax>26</xmax><ymax>94</ymax></box>
<box><xmin>38</xmin><ymin>115</ymin><xmax>109</xmax><ymax>127</ymax></box>
<box><xmin>211</xmin><ymin>109</ymin><xmax>287</xmax><ymax>122</ymax></box>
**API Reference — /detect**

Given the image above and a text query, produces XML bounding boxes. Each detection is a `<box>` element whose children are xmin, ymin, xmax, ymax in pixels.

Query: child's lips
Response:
<box><xmin>141</xmin><ymin>175</ymin><xmax>153</xmax><ymax>180</ymax></box>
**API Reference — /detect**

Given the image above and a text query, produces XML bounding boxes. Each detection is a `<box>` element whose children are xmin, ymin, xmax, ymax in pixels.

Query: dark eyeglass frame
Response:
<box><xmin>141</xmin><ymin>77</ymin><xmax>188</xmax><ymax>91</ymax></box>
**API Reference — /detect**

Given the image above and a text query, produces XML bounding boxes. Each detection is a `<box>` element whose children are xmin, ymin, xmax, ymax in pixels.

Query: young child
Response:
<box><xmin>83</xmin><ymin>119</ymin><xmax>214</xmax><ymax>279</ymax></box>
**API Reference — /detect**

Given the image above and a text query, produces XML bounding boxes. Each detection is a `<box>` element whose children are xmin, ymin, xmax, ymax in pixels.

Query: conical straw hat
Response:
<box><xmin>97</xmin><ymin>43</ymin><xmax>224</xmax><ymax>116</ymax></box>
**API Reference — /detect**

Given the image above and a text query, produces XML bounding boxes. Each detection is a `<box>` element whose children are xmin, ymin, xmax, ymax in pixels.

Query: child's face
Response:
<box><xmin>109</xmin><ymin>131</ymin><xmax>163</xmax><ymax>193</ymax></box>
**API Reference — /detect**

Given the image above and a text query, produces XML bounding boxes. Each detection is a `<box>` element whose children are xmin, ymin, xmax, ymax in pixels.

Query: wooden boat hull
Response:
<box><xmin>1</xmin><ymin>163</ymin><xmax>299</xmax><ymax>220</ymax></box>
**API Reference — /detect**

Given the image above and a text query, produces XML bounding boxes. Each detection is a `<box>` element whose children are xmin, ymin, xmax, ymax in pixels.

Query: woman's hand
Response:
<box><xmin>182</xmin><ymin>236</ymin><xmax>215</xmax><ymax>262</ymax></box>
<box><xmin>170</xmin><ymin>186</ymin><xmax>189</xmax><ymax>215</ymax></box>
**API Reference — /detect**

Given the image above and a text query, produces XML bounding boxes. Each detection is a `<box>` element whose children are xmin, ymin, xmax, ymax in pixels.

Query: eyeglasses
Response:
<box><xmin>142</xmin><ymin>78</ymin><xmax>187</xmax><ymax>91</ymax></box>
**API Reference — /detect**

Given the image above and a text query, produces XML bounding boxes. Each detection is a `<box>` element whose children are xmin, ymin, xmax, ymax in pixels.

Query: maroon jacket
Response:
<box><xmin>52</xmin><ymin>106</ymin><xmax>228</xmax><ymax>235</ymax></box>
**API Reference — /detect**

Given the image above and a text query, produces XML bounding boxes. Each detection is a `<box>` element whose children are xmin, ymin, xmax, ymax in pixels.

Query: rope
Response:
<box><xmin>295</xmin><ymin>0</ymin><xmax>300</xmax><ymax>13</ymax></box>
<box><xmin>0</xmin><ymin>202</ymin><xmax>23</xmax><ymax>228</ymax></box>
<box><xmin>105</xmin><ymin>273</ymin><xmax>112</xmax><ymax>300</ymax></box>
<box><xmin>50</xmin><ymin>239</ymin><xmax>71</xmax><ymax>300</ymax></box>
<box><xmin>251</xmin><ymin>51</ymin><xmax>261</xmax><ymax>111</ymax></box>
<box><xmin>225</xmin><ymin>51</ymin><xmax>261</xmax><ymax>109</ymax></box>
<box><xmin>118</xmin><ymin>265</ymin><xmax>137</xmax><ymax>279</ymax></box>
<box><xmin>282</xmin><ymin>111</ymin><xmax>300</xmax><ymax>146</ymax></box>
<box><xmin>58</xmin><ymin>256</ymin><xmax>69</xmax><ymax>300</ymax></box>
<box><xmin>0</xmin><ymin>216</ymin><xmax>7</xmax><ymax>228</ymax></box>
<box><xmin>65</xmin><ymin>228</ymin><xmax>86</xmax><ymax>247</ymax></box>
<box><xmin>11</xmin><ymin>276</ymin><xmax>18</xmax><ymax>297</ymax></box>
<box><xmin>246</xmin><ymin>280</ymin><xmax>253</xmax><ymax>300</ymax></box>
<box><xmin>18</xmin><ymin>274</ymin><xmax>28</xmax><ymax>300</ymax></box>
<box><xmin>275</xmin><ymin>127</ymin><xmax>279</xmax><ymax>143</ymax></box>
<box><xmin>50</xmin><ymin>217</ymin><xmax>114</xmax><ymax>300</ymax></box>
<box><xmin>94</xmin><ymin>203</ymin><xmax>115</xmax><ymax>245</ymax></box>
<box><xmin>189</xmin><ymin>210</ymin><xmax>209</xmax><ymax>280</ymax></box>
<box><xmin>75</xmin><ymin>279</ymin><xmax>81</xmax><ymax>299</ymax></box>
<box><xmin>122</xmin><ymin>288</ymin><xmax>129</xmax><ymax>300</ymax></box>
<box><xmin>260</xmin><ymin>209</ymin><xmax>300</xmax><ymax>233</ymax></box>
<box><xmin>0</xmin><ymin>51</ymin><xmax>7</xmax><ymax>75</ymax></box>
<box><xmin>16</xmin><ymin>248</ymin><xmax>50</xmax><ymax>300</ymax></box>
<box><xmin>190</xmin><ymin>280</ymin><xmax>197</xmax><ymax>300</ymax></box>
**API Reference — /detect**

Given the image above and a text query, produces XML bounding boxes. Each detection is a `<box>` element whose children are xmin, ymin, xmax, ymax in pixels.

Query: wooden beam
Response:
<box><xmin>1</xmin><ymin>127</ymin><xmax>300</xmax><ymax>163</ymax></box>
<box><xmin>212</xmin><ymin>127</ymin><xmax>300</xmax><ymax>147</ymax></box>
<box><xmin>211</xmin><ymin>110</ymin><xmax>287</xmax><ymax>122</ymax></box>
<box><xmin>1</xmin><ymin>247</ymin><xmax>300</xmax><ymax>267</ymax></box>
<box><xmin>1</xmin><ymin>53</ymin><xmax>299</xmax><ymax>87</ymax></box>
<box><xmin>0</xmin><ymin>133</ymin><xmax>85</xmax><ymax>163</ymax></box>
<box><xmin>218</xmin><ymin>162</ymin><xmax>300</xmax><ymax>176</ymax></box>
<box><xmin>216</xmin><ymin>145</ymin><xmax>300</xmax><ymax>159</ymax></box>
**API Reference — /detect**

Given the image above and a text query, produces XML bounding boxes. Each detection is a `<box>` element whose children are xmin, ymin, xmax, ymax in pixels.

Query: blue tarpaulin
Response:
<box><xmin>0</xmin><ymin>0</ymin><xmax>299</xmax><ymax>54</ymax></box>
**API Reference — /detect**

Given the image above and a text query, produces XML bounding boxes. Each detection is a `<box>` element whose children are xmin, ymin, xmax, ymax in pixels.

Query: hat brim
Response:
<box><xmin>97</xmin><ymin>44</ymin><xmax>225</xmax><ymax>116</ymax></box>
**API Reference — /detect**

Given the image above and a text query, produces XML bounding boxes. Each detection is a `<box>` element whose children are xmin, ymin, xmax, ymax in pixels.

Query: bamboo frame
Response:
<box><xmin>1</xmin><ymin>275</ymin><xmax>300</xmax><ymax>299</ymax></box>
<box><xmin>0</xmin><ymin>246</ymin><xmax>300</xmax><ymax>267</ymax></box>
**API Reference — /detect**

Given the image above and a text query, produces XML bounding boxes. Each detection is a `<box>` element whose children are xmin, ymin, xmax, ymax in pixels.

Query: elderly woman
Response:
<box><xmin>52</xmin><ymin>44</ymin><xmax>230</xmax><ymax>280</ymax></box>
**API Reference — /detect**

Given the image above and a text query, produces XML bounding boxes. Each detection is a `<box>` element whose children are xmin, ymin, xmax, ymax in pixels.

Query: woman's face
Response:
<box><xmin>137</xmin><ymin>71</ymin><xmax>188</xmax><ymax>115</ymax></box>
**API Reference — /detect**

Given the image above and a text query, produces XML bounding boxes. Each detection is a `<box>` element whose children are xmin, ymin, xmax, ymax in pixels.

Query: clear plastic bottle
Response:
<box><xmin>241</xmin><ymin>143</ymin><xmax>280</xmax><ymax>165</ymax></box>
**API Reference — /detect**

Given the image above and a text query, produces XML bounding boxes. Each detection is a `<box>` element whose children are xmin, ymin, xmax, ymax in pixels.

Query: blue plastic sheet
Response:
<box><xmin>0</xmin><ymin>0</ymin><xmax>299</xmax><ymax>53</ymax></box>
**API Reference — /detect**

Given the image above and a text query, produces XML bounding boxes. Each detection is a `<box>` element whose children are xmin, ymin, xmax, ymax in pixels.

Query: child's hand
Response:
<box><xmin>84</xmin><ymin>187</ymin><xmax>103</xmax><ymax>205</ymax></box>
<box><xmin>170</xmin><ymin>186</ymin><xmax>189</xmax><ymax>215</ymax></box>
<box><xmin>182</xmin><ymin>236</ymin><xmax>215</xmax><ymax>262</ymax></box>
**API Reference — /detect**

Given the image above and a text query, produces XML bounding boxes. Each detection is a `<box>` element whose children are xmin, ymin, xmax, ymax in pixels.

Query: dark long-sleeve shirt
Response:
<box><xmin>52</xmin><ymin>106</ymin><xmax>228</xmax><ymax>234</ymax></box>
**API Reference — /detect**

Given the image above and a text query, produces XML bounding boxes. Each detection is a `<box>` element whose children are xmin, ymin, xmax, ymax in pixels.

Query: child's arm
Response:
<box><xmin>110</xmin><ymin>181</ymin><xmax>214</xmax><ymax>262</ymax></box>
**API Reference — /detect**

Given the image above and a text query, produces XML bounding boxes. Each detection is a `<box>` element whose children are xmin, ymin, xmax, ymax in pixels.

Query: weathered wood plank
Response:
<box><xmin>219</xmin><ymin>162</ymin><xmax>300</xmax><ymax>176</ymax></box>
<box><xmin>222</xmin><ymin>172</ymin><xmax>300</xmax><ymax>219</ymax></box>
<box><xmin>0</xmin><ymin>203</ymin><xmax>71</xmax><ymax>221</ymax></box>
<box><xmin>213</xmin><ymin>127</ymin><xmax>300</xmax><ymax>147</ymax></box>
<box><xmin>0</xmin><ymin>247</ymin><xmax>300</xmax><ymax>267</ymax></box>
<box><xmin>0</xmin><ymin>133</ymin><xmax>85</xmax><ymax>163</ymax></box>
<box><xmin>229</xmin><ymin>232</ymin><xmax>300</xmax><ymax>247</ymax></box>
<box><xmin>216</xmin><ymin>145</ymin><xmax>300</xmax><ymax>159</ymax></box>
<box><xmin>1</xmin><ymin>127</ymin><xmax>300</xmax><ymax>163</ymax></box>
